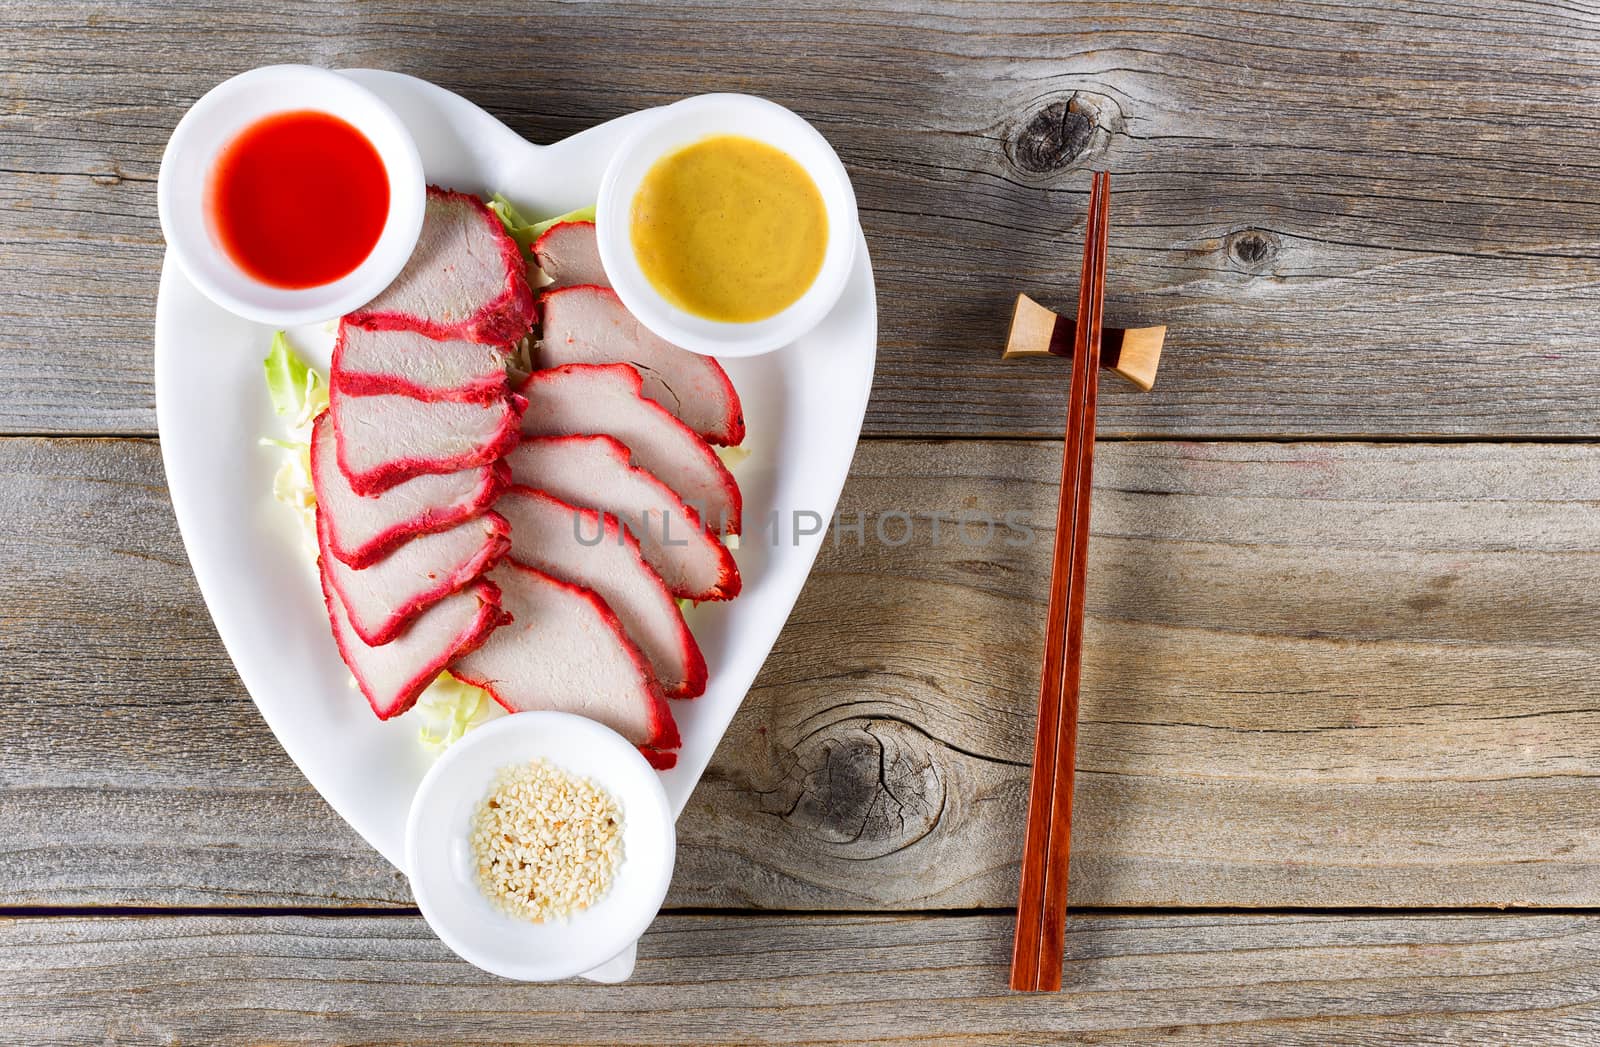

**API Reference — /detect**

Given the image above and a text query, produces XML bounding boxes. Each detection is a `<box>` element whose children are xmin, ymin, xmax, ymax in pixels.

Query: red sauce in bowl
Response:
<box><xmin>207</xmin><ymin>110</ymin><xmax>390</xmax><ymax>289</ymax></box>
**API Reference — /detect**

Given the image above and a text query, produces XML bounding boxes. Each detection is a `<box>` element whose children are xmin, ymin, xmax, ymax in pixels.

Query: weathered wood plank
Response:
<box><xmin>6</xmin><ymin>0</ymin><xmax>1600</xmax><ymax>437</ymax></box>
<box><xmin>0</xmin><ymin>437</ymin><xmax>408</xmax><ymax>905</ymax></box>
<box><xmin>2</xmin><ymin>437</ymin><xmax>1595</xmax><ymax>908</ymax></box>
<box><xmin>2</xmin><ymin>911</ymin><xmax>1598</xmax><ymax>1045</ymax></box>
<box><xmin>691</xmin><ymin>438</ymin><xmax>1600</xmax><ymax>909</ymax></box>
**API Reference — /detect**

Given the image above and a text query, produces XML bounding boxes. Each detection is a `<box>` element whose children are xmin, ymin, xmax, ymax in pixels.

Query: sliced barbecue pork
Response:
<box><xmin>310</xmin><ymin>413</ymin><xmax>508</xmax><ymax>568</ymax></box>
<box><xmin>506</xmin><ymin>435</ymin><xmax>740</xmax><ymax>602</ymax></box>
<box><xmin>534</xmin><ymin>284</ymin><xmax>745</xmax><ymax>445</ymax></box>
<box><xmin>317</xmin><ymin>507</ymin><xmax>510</xmax><ymax>646</ymax></box>
<box><xmin>332</xmin><ymin>321</ymin><xmax>510</xmax><ymax>404</ymax></box>
<box><xmin>322</xmin><ymin>565</ymin><xmax>507</xmax><ymax>721</ymax></box>
<box><xmin>452</xmin><ymin>560</ymin><xmax>680</xmax><ymax>765</ymax></box>
<box><xmin>533</xmin><ymin>220</ymin><xmax>607</xmax><ymax>290</ymax></box>
<box><xmin>348</xmin><ymin>186</ymin><xmax>535</xmax><ymax>345</ymax></box>
<box><xmin>518</xmin><ymin>363</ymin><xmax>742</xmax><ymax>535</ymax></box>
<box><xmin>330</xmin><ymin>381</ymin><xmax>524</xmax><ymax>495</ymax></box>
<box><xmin>497</xmin><ymin>486</ymin><xmax>706</xmax><ymax>699</ymax></box>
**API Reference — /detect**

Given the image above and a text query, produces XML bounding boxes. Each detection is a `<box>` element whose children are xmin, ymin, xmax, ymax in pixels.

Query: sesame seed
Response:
<box><xmin>470</xmin><ymin>758</ymin><xmax>624</xmax><ymax>923</ymax></box>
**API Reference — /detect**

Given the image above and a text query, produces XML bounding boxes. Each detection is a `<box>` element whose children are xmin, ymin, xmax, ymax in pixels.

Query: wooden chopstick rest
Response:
<box><xmin>1003</xmin><ymin>292</ymin><xmax>1165</xmax><ymax>391</ymax></box>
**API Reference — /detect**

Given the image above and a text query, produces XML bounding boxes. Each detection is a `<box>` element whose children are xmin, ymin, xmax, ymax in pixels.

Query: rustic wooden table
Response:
<box><xmin>4</xmin><ymin>1</ymin><xmax>1600</xmax><ymax>1043</ymax></box>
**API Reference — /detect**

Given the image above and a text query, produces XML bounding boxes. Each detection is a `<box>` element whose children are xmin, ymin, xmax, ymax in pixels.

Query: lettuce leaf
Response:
<box><xmin>486</xmin><ymin>193</ymin><xmax>535</xmax><ymax>250</ymax></box>
<box><xmin>527</xmin><ymin>203</ymin><xmax>597</xmax><ymax>238</ymax></box>
<box><xmin>488</xmin><ymin>193</ymin><xmax>597</xmax><ymax>260</ymax></box>
<box><xmin>263</xmin><ymin>331</ymin><xmax>328</xmax><ymax>431</ymax></box>
<box><xmin>715</xmin><ymin>445</ymin><xmax>748</xmax><ymax>551</ymax></box>
<box><xmin>413</xmin><ymin>672</ymin><xmax>499</xmax><ymax>752</ymax></box>
<box><xmin>260</xmin><ymin>332</ymin><xmax>327</xmax><ymax>555</ymax></box>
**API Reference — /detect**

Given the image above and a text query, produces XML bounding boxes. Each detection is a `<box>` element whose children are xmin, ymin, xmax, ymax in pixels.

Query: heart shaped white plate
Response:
<box><xmin>153</xmin><ymin>70</ymin><xmax>875</xmax><ymax>969</ymax></box>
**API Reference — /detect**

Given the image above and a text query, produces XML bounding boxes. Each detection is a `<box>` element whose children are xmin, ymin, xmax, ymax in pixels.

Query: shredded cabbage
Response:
<box><xmin>264</xmin><ymin>330</ymin><xmax>328</xmax><ymax>424</ymax></box>
<box><xmin>527</xmin><ymin>203</ymin><xmax>598</xmax><ymax>238</ymax></box>
<box><xmin>488</xmin><ymin>194</ymin><xmax>598</xmax><ymax>260</ymax></box>
<box><xmin>261</xmin><ymin>332</ymin><xmax>328</xmax><ymax>553</ymax></box>
<box><xmin>714</xmin><ymin>445</ymin><xmax>749</xmax><ymax>549</ymax></box>
<box><xmin>413</xmin><ymin>672</ymin><xmax>500</xmax><ymax>752</ymax></box>
<box><xmin>716</xmin><ymin>444</ymin><xmax>750</xmax><ymax>469</ymax></box>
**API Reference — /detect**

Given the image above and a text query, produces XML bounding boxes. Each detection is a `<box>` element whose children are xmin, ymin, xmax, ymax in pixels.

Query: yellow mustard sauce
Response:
<box><xmin>630</xmin><ymin>134</ymin><xmax>828</xmax><ymax>323</ymax></box>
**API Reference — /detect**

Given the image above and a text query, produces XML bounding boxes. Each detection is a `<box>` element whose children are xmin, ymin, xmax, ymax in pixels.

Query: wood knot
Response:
<box><xmin>765</xmin><ymin>719</ymin><xmax>944</xmax><ymax>860</ymax></box>
<box><xmin>1226</xmin><ymin>229</ymin><xmax>1280</xmax><ymax>272</ymax></box>
<box><xmin>1007</xmin><ymin>93</ymin><xmax>1120</xmax><ymax>174</ymax></box>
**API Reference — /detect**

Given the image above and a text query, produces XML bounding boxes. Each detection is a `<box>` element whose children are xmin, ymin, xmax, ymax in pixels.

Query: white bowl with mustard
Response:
<box><xmin>595</xmin><ymin>93</ymin><xmax>859</xmax><ymax>358</ymax></box>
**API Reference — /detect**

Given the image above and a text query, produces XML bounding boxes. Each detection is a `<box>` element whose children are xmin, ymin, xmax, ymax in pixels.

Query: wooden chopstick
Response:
<box><xmin>1010</xmin><ymin>171</ymin><xmax>1110</xmax><ymax>992</ymax></box>
<box><xmin>1035</xmin><ymin>172</ymin><xmax>1109</xmax><ymax>991</ymax></box>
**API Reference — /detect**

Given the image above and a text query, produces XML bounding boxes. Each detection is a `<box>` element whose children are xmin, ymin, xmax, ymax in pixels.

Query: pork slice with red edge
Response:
<box><xmin>330</xmin><ymin>380</ymin><xmax>525</xmax><ymax>495</ymax></box>
<box><xmin>518</xmin><ymin>363</ymin><xmax>741</xmax><ymax>535</ymax></box>
<box><xmin>497</xmin><ymin>486</ymin><xmax>706</xmax><ymax>699</ymax></box>
<box><xmin>533</xmin><ymin>220</ymin><xmax>607</xmax><ymax>290</ymax></box>
<box><xmin>321</xmin><ymin>564</ymin><xmax>508</xmax><ymax>721</ymax></box>
<box><xmin>452</xmin><ymin>560</ymin><xmax>680</xmax><ymax>766</ymax></box>
<box><xmin>317</xmin><ymin>506</ymin><xmax>510</xmax><ymax>646</ymax></box>
<box><xmin>310</xmin><ymin>413</ymin><xmax>508</xmax><ymax>569</ymax></box>
<box><xmin>534</xmin><ymin>284</ymin><xmax>745</xmax><ymax>445</ymax></box>
<box><xmin>332</xmin><ymin>321</ymin><xmax>510</xmax><ymax>404</ymax></box>
<box><xmin>347</xmin><ymin>186</ymin><xmax>535</xmax><ymax>345</ymax></box>
<box><xmin>506</xmin><ymin>435</ymin><xmax>740</xmax><ymax>602</ymax></box>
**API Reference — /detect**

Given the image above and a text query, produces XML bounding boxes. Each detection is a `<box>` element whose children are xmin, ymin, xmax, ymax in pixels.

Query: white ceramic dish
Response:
<box><xmin>153</xmin><ymin>71</ymin><xmax>876</xmax><ymax>981</ymax></box>
<box><xmin>595</xmin><ymin>93</ymin><xmax>858</xmax><ymax>358</ymax></box>
<box><xmin>157</xmin><ymin>65</ymin><xmax>426</xmax><ymax>326</ymax></box>
<box><xmin>406</xmin><ymin>712</ymin><xmax>675</xmax><ymax>982</ymax></box>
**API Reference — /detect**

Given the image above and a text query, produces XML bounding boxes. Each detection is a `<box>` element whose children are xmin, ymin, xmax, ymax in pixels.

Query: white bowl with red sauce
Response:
<box><xmin>158</xmin><ymin>65</ymin><xmax>425</xmax><ymax>326</ymax></box>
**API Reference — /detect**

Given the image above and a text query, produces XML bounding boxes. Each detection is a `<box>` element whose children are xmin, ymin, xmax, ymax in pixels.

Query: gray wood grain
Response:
<box><xmin>3</xmin><ymin>911</ymin><xmax>1598</xmax><ymax>1045</ymax></box>
<box><xmin>2</xmin><ymin>436</ymin><xmax>1595</xmax><ymax>909</ymax></box>
<box><xmin>7</xmin><ymin>0</ymin><xmax>1600</xmax><ymax>437</ymax></box>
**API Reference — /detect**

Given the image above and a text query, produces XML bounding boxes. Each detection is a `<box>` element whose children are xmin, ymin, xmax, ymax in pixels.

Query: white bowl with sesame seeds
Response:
<box><xmin>404</xmin><ymin>711</ymin><xmax>676</xmax><ymax>982</ymax></box>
